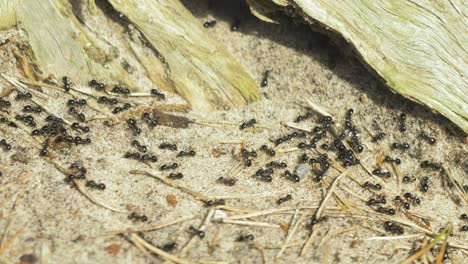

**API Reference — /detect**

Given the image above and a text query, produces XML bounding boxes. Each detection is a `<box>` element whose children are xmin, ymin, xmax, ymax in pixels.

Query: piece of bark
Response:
<box><xmin>249</xmin><ymin>0</ymin><xmax>468</xmax><ymax>132</ymax></box>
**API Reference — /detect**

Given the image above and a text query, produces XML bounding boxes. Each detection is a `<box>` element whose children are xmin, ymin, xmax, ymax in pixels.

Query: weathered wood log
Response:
<box><xmin>0</xmin><ymin>0</ymin><xmax>259</xmax><ymax>111</ymax></box>
<box><xmin>249</xmin><ymin>0</ymin><xmax>468</xmax><ymax>132</ymax></box>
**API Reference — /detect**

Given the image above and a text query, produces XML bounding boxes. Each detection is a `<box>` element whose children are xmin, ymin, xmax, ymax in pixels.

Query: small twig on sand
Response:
<box><xmin>180</xmin><ymin>209</ymin><xmax>215</xmax><ymax>256</ymax></box>
<box><xmin>130</xmin><ymin>170</ymin><xmax>210</xmax><ymax>201</ymax></box>
<box><xmin>105</xmin><ymin>216</ymin><xmax>195</xmax><ymax>237</ymax></box>
<box><xmin>213</xmin><ymin>219</ymin><xmax>280</xmax><ymax>228</ymax></box>
<box><xmin>276</xmin><ymin>210</ymin><xmax>305</xmax><ymax>262</ymax></box>
<box><xmin>130</xmin><ymin>233</ymin><xmax>191</xmax><ymax>264</ymax></box>
<box><xmin>73</xmin><ymin>180</ymin><xmax>126</xmax><ymax>213</ymax></box>
<box><xmin>0</xmin><ymin>189</ymin><xmax>26</xmax><ymax>248</ymax></box>
<box><xmin>301</xmin><ymin>168</ymin><xmax>353</xmax><ymax>256</ymax></box>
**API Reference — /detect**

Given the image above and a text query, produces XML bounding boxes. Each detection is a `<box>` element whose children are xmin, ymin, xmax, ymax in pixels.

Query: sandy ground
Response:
<box><xmin>0</xmin><ymin>0</ymin><xmax>467</xmax><ymax>263</ymax></box>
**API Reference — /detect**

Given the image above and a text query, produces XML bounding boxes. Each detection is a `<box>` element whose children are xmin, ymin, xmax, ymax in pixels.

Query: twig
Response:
<box><xmin>0</xmin><ymin>227</ymin><xmax>25</xmax><ymax>254</ymax></box>
<box><xmin>73</xmin><ymin>180</ymin><xmax>126</xmax><ymax>213</ymax></box>
<box><xmin>401</xmin><ymin>225</ymin><xmax>451</xmax><ymax>264</ymax></box>
<box><xmin>276</xmin><ymin>210</ymin><xmax>304</xmax><ymax>262</ymax></box>
<box><xmin>130</xmin><ymin>233</ymin><xmax>191</xmax><ymax>264</ymax></box>
<box><xmin>180</xmin><ymin>209</ymin><xmax>215</xmax><ymax>256</ymax></box>
<box><xmin>105</xmin><ymin>216</ymin><xmax>195</xmax><ymax>236</ymax></box>
<box><xmin>130</xmin><ymin>170</ymin><xmax>210</xmax><ymax>201</ymax></box>
<box><xmin>0</xmin><ymin>189</ymin><xmax>25</xmax><ymax>247</ymax></box>
<box><xmin>213</xmin><ymin>219</ymin><xmax>281</xmax><ymax>228</ymax></box>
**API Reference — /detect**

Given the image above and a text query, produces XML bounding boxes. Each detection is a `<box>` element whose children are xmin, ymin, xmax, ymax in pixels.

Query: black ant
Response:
<box><xmin>15</xmin><ymin>92</ymin><xmax>32</xmax><ymax>101</ymax></box>
<box><xmin>205</xmin><ymin>199</ymin><xmax>225</xmax><ymax>207</ymax></box>
<box><xmin>74</xmin><ymin>136</ymin><xmax>92</xmax><ymax>145</ymax></box>
<box><xmin>160</xmin><ymin>163</ymin><xmax>179</xmax><ymax>171</ymax></box>
<box><xmin>372</xmin><ymin>132</ymin><xmax>385</xmax><ymax>142</ymax></box>
<box><xmin>260</xmin><ymin>70</ymin><xmax>270</xmax><ymax>87</ymax></box>
<box><xmin>128</xmin><ymin>212</ymin><xmax>148</xmax><ymax>222</ymax></box>
<box><xmin>420</xmin><ymin>176</ymin><xmax>430</xmax><ymax>192</ymax></box>
<box><xmin>159</xmin><ymin>242</ymin><xmax>177</xmax><ymax>252</ymax></box>
<box><xmin>372</xmin><ymin>169</ymin><xmax>391</xmax><ymax>178</ymax></box>
<box><xmin>295</xmin><ymin>111</ymin><xmax>313</xmax><ymax>123</ymax></box>
<box><xmin>203</xmin><ymin>20</ymin><xmax>216</xmax><ymax>28</ymax></box>
<box><xmin>124</xmin><ymin>152</ymin><xmax>157</xmax><ymax>163</ymax></box>
<box><xmin>68</xmin><ymin>107</ymin><xmax>86</xmax><ymax>122</ymax></box>
<box><xmin>282</xmin><ymin>170</ymin><xmax>300</xmax><ymax>183</ymax></box>
<box><xmin>22</xmin><ymin>105</ymin><xmax>42</xmax><ymax>113</ymax></box>
<box><xmin>391</xmin><ymin>142</ymin><xmax>410</xmax><ymax>150</ymax></box>
<box><xmin>132</xmin><ymin>140</ymin><xmax>148</xmax><ymax>153</ymax></box>
<box><xmin>142</xmin><ymin>112</ymin><xmax>158</xmax><ymax>128</ymax></box>
<box><xmin>266</xmin><ymin>161</ymin><xmax>287</xmax><ymax>168</ymax></box>
<box><xmin>151</xmin><ymin>89</ymin><xmax>165</xmax><ymax>100</ymax></box>
<box><xmin>308</xmin><ymin>216</ymin><xmax>327</xmax><ymax>227</ymax></box>
<box><xmin>97</xmin><ymin>96</ymin><xmax>118</xmax><ymax>105</ymax></box>
<box><xmin>15</xmin><ymin>114</ymin><xmax>36</xmax><ymax>127</ymax></box>
<box><xmin>0</xmin><ymin>139</ymin><xmax>12</xmax><ymax>151</ymax></box>
<box><xmin>217</xmin><ymin>177</ymin><xmax>236</xmax><ymax>186</ymax></box>
<box><xmin>383</xmin><ymin>221</ymin><xmax>404</xmax><ymax>234</ymax></box>
<box><xmin>62</xmin><ymin>76</ymin><xmax>72</xmax><ymax>92</ymax></box>
<box><xmin>363</xmin><ymin>181</ymin><xmax>382</xmax><ymax>191</ymax></box>
<box><xmin>399</xmin><ymin>113</ymin><xmax>407</xmax><ymax>132</ymax></box>
<box><xmin>253</xmin><ymin>168</ymin><xmax>273</xmax><ymax>182</ymax></box>
<box><xmin>402</xmin><ymin>175</ymin><xmax>412</xmax><ymax>183</ymax></box>
<box><xmin>159</xmin><ymin>142</ymin><xmax>177</xmax><ymax>151</ymax></box>
<box><xmin>89</xmin><ymin>79</ymin><xmax>105</xmax><ymax>90</ymax></box>
<box><xmin>277</xmin><ymin>194</ymin><xmax>292</xmax><ymax>205</ymax></box>
<box><xmin>461</xmin><ymin>214</ymin><xmax>468</xmax><ymax>220</ymax></box>
<box><xmin>112</xmin><ymin>86</ymin><xmax>130</xmax><ymax>95</ymax></box>
<box><xmin>231</xmin><ymin>19</ymin><xmax>241</xmax><ymax>31</ymax></box>
<box><xmin>384</xmin><ymin>156</ymin><xmax>401</xmax><ymax>164</ymax></box>
<box><xmin>67</xmin><ymin>99</ymin><xmax>87</xmax><ymax>107</ymax></box>
<box><xmin>168</xmin><ymin>173</ymin><xmax>183</xmax><ymax>179</ymax></box>
<box><xmin>366</xmin><ymin>196</ymin><xmax>386</xmax><ymax>206</ymax></box>
<box><xmin>189</xmin><ymin>226</ymin><xmax>205</xmax><ymax>238</ymax></box>
<box><xmin>85</xmin><ymin>180</ymin><xmax>106</xmax><ymax>190</ymax></box>
<box><xmin>420</xmin><ymin>160</ymin><xmax>441</xmax><ymax>170</ymax></box>
<box><xmin>236</xmin><ymin>234</ymin><xmax>254</xmax><ymax>242</ymax></box>
<box><xmin>71</xmin><ymin>122</ymin><xmax>90</xmax><ymax>133</ymax></box>
<box><xmin>127</xmin><ymin>118</ymin><xmax>141</xmax><ymax>135</ymax></box>
<box><xmin>260</xmin><ymin>145</ymin><xmax>275</xmax><ymax>156</ymax></box>
<box><xmin>420</xmin><ymin>133</ymin><xmax>436</xmax><ymax>145</ymax></box>
<box><xmin>239</xmin><ymin>119</ymin><xmax>256</xmax><ymax>130</ymax></box>
<box><xmin>40</xmin><ymin>138</ymin><xmax>49</xmax><ymax>156</ymax></box>
<box><xmin>177</xmin><ymin>150</ymin><xmax>196</xmax><ymax>157</ymax></box>
<box><xmin>376</xmin><ymin>207</ymin><xmax>396</xmax><ymax>215</ymax></box>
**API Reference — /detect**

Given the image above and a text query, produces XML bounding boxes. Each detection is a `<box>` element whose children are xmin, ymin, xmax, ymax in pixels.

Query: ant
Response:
<box><xmin>168</xmin><ymin>173</ymin><xmax>183</xmax><ymax>180</ymax></box>
<box><xmin>189</xmin><ymin>226</ymin><xmax>205</xmax><ymax>238</ymax></box>
<box><xmin>85</xmin><ymin>180</ymin><xmax>106</xmax><ymax>190</ymax></box>
<box><xmin>391</xmin><ymin>142</ymin><xmax>410</xmax><ymax>150</ymax></box>
<box><xmin>128</xmin><ymin>212</ymin><xmax>148</xmax><ymax>222</ymax></box>
<box><xmin>127</xmin><ymin>118</ymin><xmax>141</xmax><ymax>135</ymax></box>
<box><xmin>236</xmin><ymin>234</ymin><xmax>254</xmax><ymax>242</ymax></box>
<box><xmin>420</xmin><ymin>160</ymin><xmax>441</xmax><ymax>170</ymax></box>
<box><xmin>204</xmin><ymin>199</ymin><xmax>225</xmax><ymax>207</ymax></box>
<box><xmin>151</xmin><ymin>89</ymin><xmax>165</xmax><ymax>100</ymax></box>
<box><xmin>260</xmin><ymin>145</ymin><xmax>275</xmax><ymax>156</ymax></box>
<box><xmin>112</xmin><ymin>86</ymin><xmax>130</xmax><ymax>95</ymax></box>
<box><xmin>142</xmin><ymin>112</ymin><xmax>158</xmax><ymax>128</ymax></box>
<box><xmin>177</xmin><ymin>150</ymin><xmax>196</xmax><ymax>157</ymax></box>
<box><xmin>217</xmin><ymin>177</ymin><xmax>236</xmax><ymax>186</ymax></box>
<box><xmin>132</xmin><ymin>140</ymin><xmax>148</xmax><ymax>153</ymax></box>
<box><xmin>239</xmin><ymin>119</ymin><xmax>256</xmax><ymax>130</ymax></box>
<box><xmin>277</xmin><ymin>194</ymin><xmax>292</xmax><ymax>205</ymax></box>
<box><xmin>260</xmin><ymin>70</ymin><xmax>270</xmax><ymax>87</ymax></box>
<box><xmin>89</xmin><ymin>79</ymin><xmax>105</xmax><ymax>90</ymax></box>
<box><xmin>420</xmin><ymin>133</ymin><xmax>436</xmax><ymax>145</ymax></box>
<box><xmin>372</xmin><ymin>132</ymin><xmax>385</xmax><ymax>142</ymax></box>
<box><xmin>160</xmin><ymin>163</ymin><xmax>179</xmax><ymax>171</ymax></box>
<box><xmin>383</xmin><ymin>221</ymin><xmax>404</xmax><ymax>234</ymax></box>
<box><xmin>62</xmin><ymin>76</ymin><xmax>72</xmax><ymax>92</ymax></box>
<box><xmin>0</xmin><ymin>139</ymin><xmax>12</xmax><ymax>151</ymax></box>
<box><xmin>15</xmin><ymin>92</ymin><xmax>32</xmax><ymax>101</ymax></box>
<box><xmin>203</xmin><ymin>20</ymin><xmax>216</xmax><ymax>28</ymax></box>
<box><xmin>159</xmin><ymin>143</ymin><xmax>177</xmax><ymax>151</ymax></box>
<box><xmin>282</xmin><ymin>170</ymin><xmax>300</xmax><ymax>183</ymax></box>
